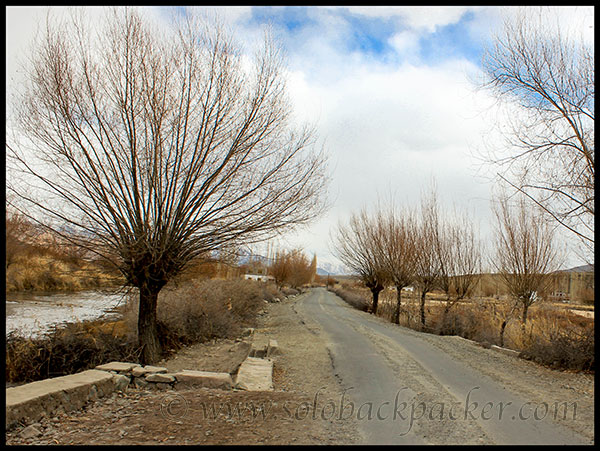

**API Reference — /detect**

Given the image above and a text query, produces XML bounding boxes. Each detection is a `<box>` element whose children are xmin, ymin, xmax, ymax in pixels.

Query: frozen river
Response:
<box><xmin>5</xmin><ymin>289</ymin><xmax>130</xmax><ymax>338</ymax></box>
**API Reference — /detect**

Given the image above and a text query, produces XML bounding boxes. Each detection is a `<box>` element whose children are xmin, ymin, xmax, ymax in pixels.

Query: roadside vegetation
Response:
<box><xmin>6</xmin><ymin>273</ymin><xmax>289</xmax><ymax>384</ymax></box>
<box><xmin>329</xmin><ymin>186</ymin><xmax>594</xmax><ymax>373</ymax></box>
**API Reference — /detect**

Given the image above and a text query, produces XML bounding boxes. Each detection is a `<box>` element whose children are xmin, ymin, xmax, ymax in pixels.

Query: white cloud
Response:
<box><xmin>344</xmin><ymin>6</ymin><xmax>469</xmax><ymax>32</ymax></box>
<box><xmin>281</xmin><ymin>51</ymin><xmax>500</xmax><ymax>268</ymax></box>
<box><xmin>388</xmin><ymin>30</ymin><xmax>420</xmax><ymax>56</ymax></box>
<box><xmin>6</xmin><ymin>5</ymin><xmax>590</xmax><ymax>271</ymax></box>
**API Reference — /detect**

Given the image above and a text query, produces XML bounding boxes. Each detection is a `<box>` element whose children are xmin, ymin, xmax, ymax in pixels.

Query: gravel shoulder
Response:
<box><xmin>5</xmin><ymin>291</ymin><xmax>360</xmax><ymax>445</ymax></box>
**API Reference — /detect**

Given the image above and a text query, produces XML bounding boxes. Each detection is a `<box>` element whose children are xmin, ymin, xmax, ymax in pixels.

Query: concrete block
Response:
<box><xmin>490</xmin><ymin>345</ymin><xmax>521</xmax><ymax>357</ymax></box>
<box><xmin>235</xmin><ymin>357</ymin><xmax>273</xmax><ymax>391</ymax></box>
<box><xmin>6</xmin><ymin>370</ymin><xmax>115</xmax><ymax>428</ymax></box>
<box><xmin>174</xmin><ymin>370</ymin><xmax>233</xmax><ymax>390</ymax></box>
<box><xmin>95</xmin><ymin>362</ymin><xmax>141</xmax><ymax>373</ymax></box>
<box><xmin>266</xmin><ymin>339</ymin><xmax>280</xmax><ymax>357</ymax></box>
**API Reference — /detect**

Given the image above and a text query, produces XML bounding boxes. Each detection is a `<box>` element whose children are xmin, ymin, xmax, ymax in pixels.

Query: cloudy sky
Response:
<box><xmin>5</xmin><ymin>6</ymin><xmax>594</xmax><ymax>273</ymax></box>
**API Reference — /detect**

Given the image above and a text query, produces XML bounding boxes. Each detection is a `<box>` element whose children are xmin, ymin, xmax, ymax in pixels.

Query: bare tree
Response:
<box><xmin>413</xmin><ymin>190</ymin><xmax>443</xmax><ymax>330</ymax></box>
<box><xmin>331</xmin><ymin>210</ymin><xmax>389</xmax><ymax>314</ymax></box>
<box><xmin>481</xmin><ymin>8</ymin><xmax>594</xmax><ymax>261</ymax></box>
<box><xmin>373</xmin><ymin>206</ymin><xmax>417</xmax><ymax>325</ymax></box>
<box><xmin>287</xmin><ymin>248</ymin><xmax>313</xmax><ymax>289</ymax></box>
<box><xmin>270</xmin><ymin>250</ymin><xmax>292</xmax><ymax>289</ymax></box>
<box><xmin>6</xmin><ymin>8</ymin><xmax>328</xmax><ymax>363</ymax></box>
<box><xmin>435</xmin><ymin>211</ymin><xmax>482</xmax><ymax>325</ymax></box>
<box><xmin>492</xmin><ymin>194</ymin><xmax>561</xmax><ymax>326</ymax></box>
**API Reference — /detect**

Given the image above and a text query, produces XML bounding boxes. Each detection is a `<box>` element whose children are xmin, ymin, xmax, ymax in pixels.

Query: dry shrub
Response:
<box><xmin>6</xmin><ymin>254</ymin><xmax>121</xmax><ymax>293</ymax></box>
<box><xmin>519</xmin><ymin>307</ymin><xmax>594</xmax><ymax>371</ymax></box>
<box><xmin>6</xmin><ymin>278</ymin><xmax>273</xmax><ymax>383</ymax></box>
<box><xmin>5</xmin><ymin>320</ymin><xmax>141</xmax><ymax>383</ymax></box>
<box><xmin>123</xmin><ymin>278</ymin><xmax>270</xmax><ymax>345</ymax></box>
<box><xmin>327</xmin><ymin>285</ymin><xmax>370</xmax><ymax>312</ymax></box>
<box><xmin>332</xmin><ymin>284</ymin><xmax>594</xmax><ymax>372</ymax></box>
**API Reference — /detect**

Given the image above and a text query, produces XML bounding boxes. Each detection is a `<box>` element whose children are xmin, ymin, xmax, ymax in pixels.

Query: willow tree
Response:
<box><xmin>6</xmin><ymin>8</ymin><xmax>328</xmax><ymax>363</ymax></box>
<box><xmin>492</xmin><ymin>195</ymin><xmax>561</xmax><ymax>327</ymax></box>
<box><xmin>332</xmin><ymin>210</ymin><xmax>389</xmax><ymax>315</ymax></box>
<box><xmin>372</xmin><ymin>206</ymin><xmax>417</xmax><ymax>325</ymax></box>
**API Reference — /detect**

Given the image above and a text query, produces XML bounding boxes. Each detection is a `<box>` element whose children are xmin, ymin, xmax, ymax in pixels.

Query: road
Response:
<box><xmin>294</xmin><ymin>287</ymin><xmax>592</xmax><ymax>445</ymax></box>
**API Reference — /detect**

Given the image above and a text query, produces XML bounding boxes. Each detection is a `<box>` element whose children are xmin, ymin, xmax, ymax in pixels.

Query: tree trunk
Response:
<box><xmin>522</xmin><ymin>303</ymin><xmax>529</xmax><ymax>324</ymax></box>
<box><xmin>499</xmin><ymin>320</ymin><xmax>507</xmax><ymax>347</ymax></box>
<box><xmin>138</xmin><ymin>281</ymin><xmax>162</xmax><ymax>365</ymax></box>
<box><xmin>420</xmin><ymin>289</ymin><xmax>427</xmax><ymax>330</ymax></box>
<box><xmin>392</xmin><ymin>285</ymin><xmax>403</xmax><ymax>324</ymax></box>
<box><xmin>371</xmin><ymin>288</ymin><xmax>381</xmax><ymax>315</ymax></box>
<box><xmin>440</xmin><ymin>301</ymin><xmax>451</xmax><ymax>334</ymax></box>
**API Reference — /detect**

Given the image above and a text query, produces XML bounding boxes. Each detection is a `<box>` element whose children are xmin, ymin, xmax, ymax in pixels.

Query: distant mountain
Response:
<box><xmin>316</xmin><ymin>262</ymin><xmax>349</xmax><ymax>276</ymax></box>
<box><xmin>561</xmin><ymin>264</ymin><xmax>594</xmax><ymax>273</ymax></box>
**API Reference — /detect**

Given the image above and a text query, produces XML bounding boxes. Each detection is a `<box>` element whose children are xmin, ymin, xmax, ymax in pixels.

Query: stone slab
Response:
<box><xmin>235</xmin><ymin>357</ymin><xmax>273</xmax><ymax>391</ymax></box>
<box><xmin>131</xmin><ymin>365</ymin><xmax>168</xmax><ymax>377</ymax></box>
<box><xmin>145</xmin><ymin>373</ymin><xmax>176</xmax><ymax>383</ymax></box>
<box><xmin>95</xmin><ymin>362</ymin><xmax>141</xmax><ymax>373</ymax></box>
<box><xmin>490</xmin><ymin>345</ymin><xmax>521</xmax><ymax>357</ymax></box>
<box><xmin>173</xmin><ymin>370</ymin><xmax>233</xmax><ymax>390</ymax></box>
<box><xmin>248</xmin><ymin>338</ymin><xmax>269</xmax><ymax>358</ymax></box>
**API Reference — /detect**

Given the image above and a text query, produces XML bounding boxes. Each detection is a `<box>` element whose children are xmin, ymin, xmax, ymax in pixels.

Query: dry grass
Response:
<box><xmin>6</xmin><ymin>254</ymin><xmax>122</xmax><ymax>293</ymax></box>
<box><xmin>334</xmin><ymin>282</ymin><xmax>594</xmax><ymax>372</ymax></box>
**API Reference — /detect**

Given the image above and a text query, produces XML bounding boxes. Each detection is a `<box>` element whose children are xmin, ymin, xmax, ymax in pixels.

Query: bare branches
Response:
<box><xmin>481</xmin><ymin>8</ymin><xmax>594</xmax><ymax>259</ymax></box>
<box><xmin>491</xmin><ymin>194</ymin><xmax>562</xmax><ymax>324</ymax></box>
<box><xmin>6</xmin><ymin>7</ymin><xmax>328</xmax><ymax>363</ymax></box>
<box><xmin>331</xmin><ymin>209</ymin><xmax>389</xmax><ymax>314</ymax></box>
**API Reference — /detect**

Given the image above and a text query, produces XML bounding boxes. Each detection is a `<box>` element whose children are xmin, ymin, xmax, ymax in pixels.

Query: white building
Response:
<box><xmin>244</xmin><ymin>274</ymin><xmax>275</xmax><ymax>282</ymax></box>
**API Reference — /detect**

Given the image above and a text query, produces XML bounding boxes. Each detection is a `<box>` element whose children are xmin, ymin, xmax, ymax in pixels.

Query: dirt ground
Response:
<box><xmin>5</xmin><ymin>293</ymin><xmax>361</xmax><ymax>445</ymax></box>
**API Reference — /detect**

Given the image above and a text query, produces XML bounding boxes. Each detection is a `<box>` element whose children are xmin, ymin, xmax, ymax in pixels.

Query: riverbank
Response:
<box><xmin>6</xmin><ymin>289</ymin><xmax>128</xmax><ymax>338</ymax></box>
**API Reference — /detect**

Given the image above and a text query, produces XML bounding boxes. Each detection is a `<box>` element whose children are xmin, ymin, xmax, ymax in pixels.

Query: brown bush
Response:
<box><xmin>518</xmin><ymin>308</ymin><xmax>594</xmax><ymax>371</ymax></box>
<box><xmin>120</xmin><ymin>278</ymin><xmax>271</xmax><ymax>346</ymax></box>
<box><xmin>328</xmin><ymin>286</ymin><xmax>370</xmax><ymax>312</ymax></box>
<box><xmin>5</xmin><ymin>320</ymin><xmax>141</xmax><ymax>383</ymax></box>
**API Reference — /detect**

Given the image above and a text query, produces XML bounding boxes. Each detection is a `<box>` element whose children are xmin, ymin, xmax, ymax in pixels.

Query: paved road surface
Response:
<box><xmin>294</xmin><ymin>288</ymin><xmax>590</xmax><ymax>445</ymax></box>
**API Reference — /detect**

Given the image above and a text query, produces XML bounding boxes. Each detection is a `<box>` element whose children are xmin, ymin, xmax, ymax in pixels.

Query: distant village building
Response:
<box><xmin>244</xmin><ymin>274</ymin><xmax>275</xmax><ymax>282</ymax></box>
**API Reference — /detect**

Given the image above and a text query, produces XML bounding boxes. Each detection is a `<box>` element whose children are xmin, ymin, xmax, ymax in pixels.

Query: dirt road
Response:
<box><xmin>295</xmin><ymin>288</ymin><xmax>594</xmax><ymax>445</ymax></box>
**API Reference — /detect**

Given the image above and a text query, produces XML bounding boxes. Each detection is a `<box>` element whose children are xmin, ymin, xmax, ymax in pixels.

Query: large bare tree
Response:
<box><xmin>492</xmin><ymin>194</ymin><xmax>561</xmax><ymax>326</ymax></box>
<box><xmin>481</xmin><ymin>8</ymin><xmax>594</xmax><ymax>262</ymax></box>
<box><xmin>331</xmin><ymin>210</ymin><xmax>389</xmax><ymax>315</ymax></box>
<box><xmin>6</xmin><ymin>8</ymin><xmax>328</xmax><ymax>363</ymax></box>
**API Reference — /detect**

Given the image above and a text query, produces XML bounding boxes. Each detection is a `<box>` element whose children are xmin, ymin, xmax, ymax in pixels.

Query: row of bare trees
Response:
<box><xmin>332</xmin><ymin>188</ymin><xmax>561</xmax><ymax>333</ymax></box>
